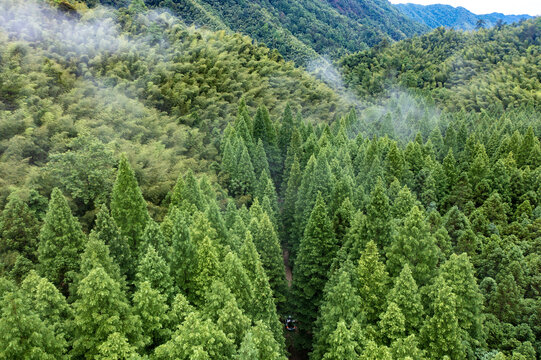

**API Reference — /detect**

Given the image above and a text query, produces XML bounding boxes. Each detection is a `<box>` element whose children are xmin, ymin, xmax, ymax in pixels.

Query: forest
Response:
<box><xmin>0</xmin><ymin>0</ymin><xmax>540</xmax><ymax>359</ymax></box>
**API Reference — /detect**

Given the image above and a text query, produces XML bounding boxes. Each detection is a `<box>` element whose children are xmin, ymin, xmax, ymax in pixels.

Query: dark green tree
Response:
<box><xmin>38</xmin><ymin>188</ymin><xmax>86</xmax><ymax>293</ymax></box>
<box><xmin>110</xmin><ymin>155</ymin><xmax>150</xmax><ymax>254</ymax></box>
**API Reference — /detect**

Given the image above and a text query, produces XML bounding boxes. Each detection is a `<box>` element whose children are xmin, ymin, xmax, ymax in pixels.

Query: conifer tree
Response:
<box><xmin>439</xmin><ymin>253</ymin><xmax>485</xmax><ymax>348</ymax></box>
<box><xmin>38</xmin><ymin>188</ymin><xmax>86</xmax><ymax>293</ymax></box>
<box><xmin>19</xmin><ymin>271</ymin><xmax>72</xmax><ymax>347</ymax></box>
<box><xmin>193</xmin><ymin>235</ymin><xmax>220</xmax><ymax>304</ymax></box>
<box><xmin>239</xmin><ymin>232</ymin><xmax>283</xmax><ymax>349</ymax></box>
<box><xmin>0</xmin><ymin>290</ymin><xmax>67</xmax><ymax>359</ymax></box>
<box><xmin>221</xmin><ymin>252</ymin><xmax>254</xmax><ymax>313</ymax></box>
<box><xmin>77</xmin><ymin>236</ymin><xmax>125</xmax><ymax>294</ymax></box>
<box><xmin>282</xmin><ymin>155</ymin><xmax>301</xmax><ymax>247</ymax></box>
<box><xmin>154</xmin><ymin>312</ymin><xmax>234</xmax><ymax>360</ymax></box>
<box><xmin>110</xmin><ymin>155</ymin><xmax>150</xmax><ymax>253</ymax></box>
<box><xmin>252</xmin><ymin>139</ymin><xmax>271</xmax><ymax>179</ymax></box>
<box><xmin>278</xmin><ymin>104</ymin><xmax>294</xmax><ymax>157</ymax></box>
<box><xmin>168</xmin><ymin>208</ymin><xmax>197</xmax><ymax>297</ymax></box>
<box><xmin>390</xmin><ymin>335</ymin><xmax>425</xmax><ymax>360</ymax></box>
<box><xmin>364</xmin><ymin>179</ymin><xmax>392</xmax><ymax>249</ymax></box>
<box><xmin>91</xmin><ymin>204</ymin><xmax>131</xmax><ymax>279</ymax></box>
<box><xmin>237</xmin><ymin>322</ymin><xmax>285</xmax><ymax>360</ymax></box>
<box><xmin>0</xmin><ymin>194</ymin><xmax>39</xmax><ymax>265</ymax></box>
<box><xmin>386</xmin><ymin>205</ymin><xmax>440</xmax><ymax>286</ymax></box>
<box><xmin>139</xmin><ymin>219</ymin><xmax>169</xmax><ymax>263</ymax></box>
<box><xmin>357</xmin><ymin>240</ymin><xmax>390</xmax><ymax>323</ymax></box>
<box><xmin>421</xmin><ymin>278</ymin><xmax>465</xmax><ymax>360</ymax></box>
<box><xmin>387</xmin><ymin>264</ymin><xmax>424</xmax><ymax>334</ymax></box>
<box><xmin>312</xmin><ymin>264</ymin><xmax>363</xmax><ymax>359</ymax></box>
<box><xmin>203</xmin><ymin>281</ymin><xmax>250</xmax><ymax>347</ymax></box>
<box><xmin>132</xmin><ymin>280</ymin><xmax>169</xmax><ymax>352</ymax></box>
<box><xmin>233</xmin><ymin>143</ymin><xmax>256</xmax><ymax>197</ymax></box>
<box><xmin>359</xmin><ymin>341</ymin><xmax>392</xmax><ymax>360</ymax></box>
<box><xmin>72</xmin><ymin>266</ymin><xmax>142</xmax><ymax>358</ymax></box>
<box><xmin>322</xmin><ymin>320</ymin><xmax>361</xmax><ymax>360</ymax></box>
<box><xmin>249</xmin><ymin>214</ymin><xmax>287</xmax><ymax>308</ymax></box>
<box><xmin>379</xmin><ymin>301</ymin><xmax>406</xmax><ymax>345</ymax></box>
<box><xmin>136</xmin><ymin>245</ymin><xmax>174</xmax><ymax>302</ymax></box>
<box><xmin>293</xmin><ymin>193</ymin><xmax>338</xmax><ymax>337</ymax></box>
<box><xmin>95</xmin><ymin>332</ymin><xmax>140</xmax><ymax>360</ymax></box>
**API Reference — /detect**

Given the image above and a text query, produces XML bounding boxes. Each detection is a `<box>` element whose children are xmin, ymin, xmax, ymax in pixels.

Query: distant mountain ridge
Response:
<box><xmin>395</xmin><ymin>3</ymin><xmax>532</xmax><ymax>30</ymax></box>
<box><xmin>82</xmin><ymin>0</ymin><xmax>429</xmax><ymax>64</ymax></box>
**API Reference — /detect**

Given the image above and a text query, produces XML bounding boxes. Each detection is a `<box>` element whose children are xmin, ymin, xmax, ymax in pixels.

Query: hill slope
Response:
<box><xmin>0</xmin><ymin>0</ymin><xmax>347</xmax><ymax>213</ymax></box>
<box><xmin>395</xmin><ymin>3</ymin><xmax>532</xmax><ymax>30</ymax></box>
<box><xmin>82</xmin><ymin>0</ymin><xmax>429</xmax><ymax>64</ymax></box>
<box><xmin>340</xmin><ymin>18</ymin><xmax>541</xmax><ymax>111</ymax></box>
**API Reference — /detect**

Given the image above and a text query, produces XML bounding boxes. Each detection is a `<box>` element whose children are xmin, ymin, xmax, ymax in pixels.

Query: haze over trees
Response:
<box><xmin>0</xmin><ymin>0</ymin><xmax>540</xmax><ymax>359</ymax></box>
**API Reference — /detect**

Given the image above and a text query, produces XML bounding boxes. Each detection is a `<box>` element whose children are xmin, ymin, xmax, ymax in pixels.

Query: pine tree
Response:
<box><xmin>312</xmin><ymin>264</ymin><xmax>362</xmax><ymax>359</ymax></box>
<box><xmin>110</xmin><ymin>155</ymin><xmax>150</xmax><ymax>253</ymax></box>
<box><xmin>238</xmin><ymin>321</ymin><xmax>285</xmax><ymax>360</ymax></box>
<box><xmin>357</xmin><ymin>241</ymin><xmax>390</xmax><ymax>323</ymax></box>
<box><xmin>252</xmin><ymin>139</ymin><xmax>271</xmax><ymax>179</ymax></box>
<box><xmin>136</xmin><ymin>245</ymin><xmax>174</xmax><ymax>302</ymax></box>
<box><xmin>38</xmin><ymin>188</ymin><xmax>86</xmax><ymax>293</ymax></box>
<box><xmin>359</xmin><ymin>341</ymin><xmax>392</xmax><ymax>360</ymax></box>
<box><xmin>154</xmin><ymin>312</ymin><xmax>234</xmax><ymax>360</ymax></box>
<box><xmin>139</xmin><ymin>219</ymin><xmax>169</xmax><ymax>263</ymax></box>
<box><xmin>132</xmin><ymin>280</ymin><xmax>169</xmax><ymax>352</ymax></box>
<box><xmin>386</xmin><ymin>205</ymin><xmax>440</xmax><ymax>286</ymax></box>
<box><xmin>364</xmin><ymin>179</ymin><xmax>392</xmax><ymax>249</ymax></box>
<box><xmin>293</xmin><ymin>193</ymin><xmax>338</xmax><ymax>336</ymax></box>
<box><xmin>91</xmin><ymin>204</ymin><xmax>132</xmax><ymax>279</ymax></box>
<box><xmin>72</xmin><ymin>266</ymin><xmax>142</xmax><ymax>358</ymax></box>
<box><xmin>278</xmin><ymin>104</ymin><xmax>294</xmax><ymax>157</ymax></box>
<box><xmin>193</xmin><ymin>235</ymin><xmax>220</xmax><ymax>304</ymax></box>
<box><xmin>322</xmin><ymin>320</ymin><xmax>361</xmax><ymax>360</ymax></box>
<box><xmin>421</xmin><ymin>278</ymin><xmax>465</xmax><ymax>360</ymax></box>
<box><xmin>249</xmin><ymin>214</ymin><xmax>287</xmax><ymax>309</ymax></box>
<box><xmin>0</xmin><ymin>194</ymin><xmax>39</xmax><ymax>265</ymax></box>
<box><xmin>239</xmin><ymin>232</ymin><xmax>283</xmax><ymax>349</ymax></box>
<box><xmin>0</xmin><ymin>290</ymin><xmax>66</xmax><ymax>359</ymax></box>
<box><xmin>387</xmin><ymin>264</ymin><xmax>424</xmax><ymax>334</ymax></box>
<box><xmin>282</xmin><ymin>155</ymin><xmax>301</xmax><ymax>247</ymax></box>
<box><xmin>203</xmin><ymin>281</ymin><xmax>250</xmax><ymax>347</ymax></box>
<box><xmin>439</xmin><ymin>253</ymin><xmax>485</xmax><ymax>348</ymax></box>
<box><xmin>168</xmin><ymin>208</ymin><xmax>197</xmax><ymax>297</ymax></box>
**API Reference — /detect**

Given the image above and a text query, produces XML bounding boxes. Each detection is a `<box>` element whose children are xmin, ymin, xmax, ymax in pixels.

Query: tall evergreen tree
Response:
<box><xmin>132</xmin><ymin>280</ymin><xmax>169</xmax><ymax>352</ymax></box>
<box><xmin>386</xmin><ymin>205</ymin><xmax>440</xmax><ymax>286</ymax></box>
<box><xmin>38</xmin><ymin>188</ymin><xmax>86</xmax><ymax>293</ymax></box>
<box><xmin>421</xmin><ymin>278</ymin><xmax>465</xmax><ymax>360</ymax></box>
<box><xmin>90</xmin><ymin>204</ymin><xmax>131</xmax><ymax>279</ymax></box>
<box><xmin>72</xmin><ymin>266</ymin><xmax>142</xmax><ymax>358</ymax></box>
<box><xmin>110</xmin><ymin>155</ymin><xmax>150</xmax><ymax>254</ymax></box>
<box><xmin>387</xmin><ymin>264</ymin><xmax>424</xmax><ymax>334</ymax></box>
<box><xmin>0</xmin><ymin>194</ymin><xmax>39</xmax><ymax>265</ymax></box>
<box><xmin>293</xmin><ymin>193</ymin><xmax>338</xmax><ymax>340</ymax></box>
<box><xmin>357</xmin><ymin>240</ymin><xmax>390</xmax><ymax>323</ymax></box>
<box><xmin>136</xmin><ymin>245</ymin><xmax>174</xmax><ymax>302</ymax></box>
<box><xmin>249</xmin><ymin>214</ymin><xmax>287</xmax><ymax>308</ymax></box>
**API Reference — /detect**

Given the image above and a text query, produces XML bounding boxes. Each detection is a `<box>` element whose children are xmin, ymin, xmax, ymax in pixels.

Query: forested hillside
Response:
<box><xmin>395</xmin><ymin>3</ymin><xmax>532</xmax><ymax>30</ymax></box>
<box><xmin>1</xmin><ymin>0</ymin><xmax>540</xmax><ymax>360</ymax></box>
<box><xmin>79</xmin><ymin>0</ymin><xmax>428</xmax><ymax>64</ymax></box>
<box><xmin>340</xmin><ymin>18</ymin><xmax>541</xmax><ymax>112</ymax></box>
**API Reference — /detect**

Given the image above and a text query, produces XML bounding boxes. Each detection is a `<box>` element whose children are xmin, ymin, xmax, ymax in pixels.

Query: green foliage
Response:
<box><xmin>38</xmin><ymin>188</ymin><xmax>85</xmax><ymax>292</ymax></box>
<box><xmin>110</xmin><ymin>156</ymin><xmax>150</xmax><ymax>254</ymax></box>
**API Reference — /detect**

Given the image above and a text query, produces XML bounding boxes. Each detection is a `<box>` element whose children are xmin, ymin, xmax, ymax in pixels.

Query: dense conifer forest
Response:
<box><xmin>0</xmin><ymin>0</ymin><xmax>540</xmax><ymax>359</ymax></box>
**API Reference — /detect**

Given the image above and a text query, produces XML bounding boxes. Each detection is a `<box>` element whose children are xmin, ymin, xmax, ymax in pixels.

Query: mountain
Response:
<box><xmin>81</xmin><ymin>0</ymin><xmax>429</xmax><ymax>64</ymax></box>
<box><xmin>340</xmin><ymin>17</ymin><xmax>541</xmax><ymax>111</ymax></box>
<box><xmin>395</xmin><ymin>3</ymin><xmax>533</xmax><ymax>30</ymax></box>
